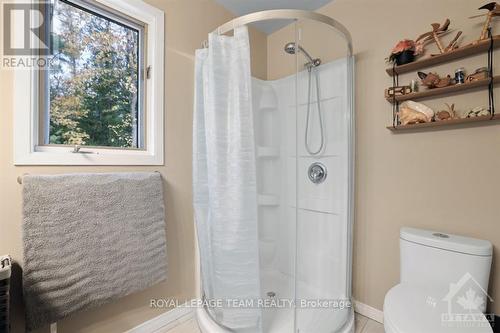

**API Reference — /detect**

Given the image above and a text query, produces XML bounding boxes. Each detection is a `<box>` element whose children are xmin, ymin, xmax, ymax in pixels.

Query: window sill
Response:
<box><xmin>14</xmin><ymin>146</ymin><xmax>163</xmax><ymax>166</ymax></box>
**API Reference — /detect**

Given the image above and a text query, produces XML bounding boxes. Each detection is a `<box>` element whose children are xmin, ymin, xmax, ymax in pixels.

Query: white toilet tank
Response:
<box><xmin>400</xmin><ymin>227</ymin><xmax>492</xmax><ymax>298</ymax></box>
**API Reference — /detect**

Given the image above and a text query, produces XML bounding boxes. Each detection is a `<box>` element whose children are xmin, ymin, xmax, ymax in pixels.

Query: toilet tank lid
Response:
<box><xmin>400</xmin><ymin>227</ymin><xmax>492</xmax><ymax>256</ymax></box>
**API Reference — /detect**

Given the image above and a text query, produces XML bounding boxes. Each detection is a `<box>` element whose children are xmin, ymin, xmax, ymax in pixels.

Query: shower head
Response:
<box><xmin>283</xmin><ymin>42</ymin><xmax>321</xmax><ymax>68</ymax></box>
<box><xmin>284</xmin><ymin>42</ymin><xmax>297</xmax><ymax>55</ymax></box>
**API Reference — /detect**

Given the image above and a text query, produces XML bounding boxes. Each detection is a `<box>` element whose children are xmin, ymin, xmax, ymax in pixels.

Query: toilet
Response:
<box><xmin>384</xmin><ymin>227</ymin><xmax>493</xmax><ymax>333</ymax></box>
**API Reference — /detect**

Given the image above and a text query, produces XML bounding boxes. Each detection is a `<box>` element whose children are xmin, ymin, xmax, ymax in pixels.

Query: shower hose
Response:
<box><xmin>305</xmin><ymin>66</ymin><xmax>324</xmax><ymax>155</ymax></box>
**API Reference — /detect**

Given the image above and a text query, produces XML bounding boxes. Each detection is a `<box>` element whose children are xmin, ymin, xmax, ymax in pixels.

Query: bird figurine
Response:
<box><xmin>418</xmin><ymin>71</ymin><xmax>454</xmax><ymax>89</ymax></box>
<box><xmin>435</xmin><ymin>103</ymin><xmax>456</xmax><ymax>121</ymax></box>
<box><xmin>469</xmin><ymin>2</ymin><xmax>500</xmax><ymax>41</ymax></box>
<box><xmin>415</xmin><ymin>19</ymin><xmax>462</xmax><ymax>55</ymax></box>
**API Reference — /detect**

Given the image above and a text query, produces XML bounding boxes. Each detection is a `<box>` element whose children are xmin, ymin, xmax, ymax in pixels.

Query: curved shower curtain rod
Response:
<box><xmin>210</xmin><ymin>9</ymin><xmax>353</xmax><ymax>55</ymax></box>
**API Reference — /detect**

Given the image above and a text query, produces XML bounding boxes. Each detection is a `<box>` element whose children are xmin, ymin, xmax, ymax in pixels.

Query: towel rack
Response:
<box><xmin>17</xmin><ymin>171</ymin><xmax>162</xmax><ymax>184</ymax></box>
<box><xmin>17</xmin><ymin>174</ymin><xmax>26</xmax><ymax>184</ymax></box>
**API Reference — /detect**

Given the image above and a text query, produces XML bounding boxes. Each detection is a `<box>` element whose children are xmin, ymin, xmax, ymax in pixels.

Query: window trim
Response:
<box><xmin>13</xmin><ymin>0</ymin><xmax>164</xmax><ymax>165</ymax></box>
<box><xmin>39</xmin><ymin>0</ymin><xmax>147</xmax><ymax>149</ymax></box>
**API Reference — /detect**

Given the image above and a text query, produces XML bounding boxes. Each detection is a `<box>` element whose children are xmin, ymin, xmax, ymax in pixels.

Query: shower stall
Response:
<box><xmin>194</xmin><ymin>10</ymin><xmax>354</xmax><ymax>333</ymax></box>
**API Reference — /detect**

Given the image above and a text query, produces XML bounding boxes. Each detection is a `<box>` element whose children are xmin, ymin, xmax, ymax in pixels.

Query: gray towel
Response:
<box><xmin>22</xmin><ymin>172</ymin><xmax>167</xmax><ymax>331</ymax></box>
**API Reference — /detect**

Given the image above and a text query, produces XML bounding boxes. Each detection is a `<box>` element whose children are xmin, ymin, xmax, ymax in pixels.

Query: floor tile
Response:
<box><xmin>362</xmin><ymin>318</ymin><xmax>385</xmax><ymax>333</ymax></box>
<box><xmin>164</xmin><ymin>314</ymin><xmax>385</xmax><ymax>333</ymax></box>
<box><xmin>354</xmin><ymin>313</ymin><xmax>368</xmax><ymax>333</ymax></box>
<box><xmin>165</xmin><ymin>318</ymin><xmax>200</xmax><ymax>333</ymax></box>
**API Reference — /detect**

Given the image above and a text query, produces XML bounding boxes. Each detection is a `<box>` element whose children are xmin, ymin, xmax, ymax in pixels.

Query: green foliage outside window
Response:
<box><xmin>49</xmin><ymin>1</ymin><xmax>140</xmax><ymax>148</ymax></box>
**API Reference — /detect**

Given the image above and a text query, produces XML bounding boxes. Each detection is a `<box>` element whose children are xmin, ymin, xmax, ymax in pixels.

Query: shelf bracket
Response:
<box><xmin>392</xmin><ymin>63</ymin><xmax>399</xmax><ymax>128</ymax></box>
<box><xmin>488</xmin><ymin>28</ymin><xmax>496</xmax><ymax>119</ymax></box>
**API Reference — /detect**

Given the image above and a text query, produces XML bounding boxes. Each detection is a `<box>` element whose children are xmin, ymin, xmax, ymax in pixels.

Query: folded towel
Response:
<box><xmin>22</xmin><ymin>172</ymin><xmax>167</xmax><ymax>331</ymax></box>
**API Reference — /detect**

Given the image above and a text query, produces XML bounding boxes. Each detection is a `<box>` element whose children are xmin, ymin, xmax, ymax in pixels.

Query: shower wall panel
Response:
<box><xmin>252</xmin><ymin>57</ymin><xmax>351</xmax><ymax>333</ymax></box>
<box><xmin>253</xmin><ymin>57</ymin><xmax>349</xmax><ymax>288</ymax></box>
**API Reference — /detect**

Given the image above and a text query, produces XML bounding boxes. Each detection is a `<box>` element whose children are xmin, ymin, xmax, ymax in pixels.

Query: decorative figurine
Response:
<box><xmin>463</xmin><ymin>107</ymin><xmax>490</xmax><ymax>118</ymax></box>
<box><xmin>398</xmin><ymin>107</ymin><xmax>429</xmax><ymax>125</ymax></box>
<box><xmin>385</xmin><ymin>85</ymin><xmax>412</xmax><ymax>99</ymax></box>
<box><xmin>415</xmin><ymin>19</ymin><xmax>462</xmax><ymax>56</ymax></box>
<box><xmin>387</xmin><ymin>39</ymin><xmax>418</xmax><ymax>65</ymax></box>
<box><xmin>398</xmin><ymin>101</ymin><xmax>434</xmax><ymax>125</ymax></box>
<box><xmin>454</xmin><ymin>68</ymin><xmax>466</xmax><ymax>84</ymax></box>
<box><xmin>402</xmin><ymin>101</ymin><xmax>435</xmax><ymax>119</ymax></box>
<box><xmin>435</xmin><ymin>103</ymin><xmax>456</xmax><ymax>121</ymax></box>
<box><xmin>466</xmin><ymin>67</ymin><xmax>489</xmax><ymax>82</ymax></box>
<box><xmin>418</xmin><ymin>71</ymin><xmax>454</xmax><ymax>89</ymax></box>
<box><xmin>410</xmin><ymin>80</ymin><xmax>419</xmax><ymax>93</ymax></box>
<box><xmin>469</xmin><ymin>2</ymin><xmax>500</xmax><ymax>42</ymax></box>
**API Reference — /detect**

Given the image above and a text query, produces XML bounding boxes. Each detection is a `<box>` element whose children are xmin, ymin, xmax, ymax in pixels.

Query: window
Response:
<box><xmin>45</xmin><ymin>0</ymin><xmax>144</xmax><ymax>148</ymax></box>
<box><xmin>13</xmin><ymin>0</ymin><xmax>164</xmax><ymax>165</ymax></box>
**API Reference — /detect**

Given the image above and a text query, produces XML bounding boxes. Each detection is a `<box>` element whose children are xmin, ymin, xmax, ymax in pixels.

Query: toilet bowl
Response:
<box><xmin>383</xmin><ymin>227</ymin><xmax>493</xmax><ymax>333</ymax></box>
<box><xmin>384</xmin><ymin>284</ymin><xmax>492</xmax><ymax>333</ymax></box>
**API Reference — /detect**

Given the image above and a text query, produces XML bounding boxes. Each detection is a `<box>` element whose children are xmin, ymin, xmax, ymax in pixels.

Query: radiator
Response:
<box><xmin>0</xmin><ymin>256</ymin><xmax>11</xmax><ymax>333</ymax></box>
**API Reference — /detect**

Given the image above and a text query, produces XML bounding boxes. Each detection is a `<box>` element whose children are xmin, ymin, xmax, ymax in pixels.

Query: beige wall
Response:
<box><xmin>2</xmin><ymin>1</ymin><xmax>500</xmax><ymax>332</ymax></box>
<box><xmin>267</xmin><ymin>0</ymin><xmax>500</xmax><ymax>315</ymax></box>
<box><xmin>0</xmin><ymin>1</ymin><xmax>267</xmax><ymax>332</ymax></box>
<box><xmin>311</xmin><ymin>0</ymin><xmax>499</xmax><ymax>314</ymax></box>
<box><xmin>267</xmin><ymin>17</ymin><xmax>347</xmax><ymax>80</ymax></box>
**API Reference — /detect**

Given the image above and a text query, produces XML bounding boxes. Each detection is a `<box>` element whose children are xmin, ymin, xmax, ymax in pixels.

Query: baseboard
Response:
<box><xmin>126</xmin><ymin>303</ymin><xmax>194</xmax><ymax>333</ymax></box>
<box><xmin>353</xmin><ymin>299</ymin><xmax>384</xmax><ymax>324</ymax></box>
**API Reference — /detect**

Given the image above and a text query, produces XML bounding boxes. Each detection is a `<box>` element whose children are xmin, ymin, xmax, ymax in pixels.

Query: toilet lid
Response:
<box><xmin>384</xmin><ymin>284</ymin><xmax>493</xmax><ymax>333</ymax></box>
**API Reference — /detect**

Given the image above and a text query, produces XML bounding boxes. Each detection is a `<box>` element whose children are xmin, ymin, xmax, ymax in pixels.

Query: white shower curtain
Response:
<box><xmin>193</xmin><ymin>26</ymin><xmax>261</xmax><ymax>330</ymax></box>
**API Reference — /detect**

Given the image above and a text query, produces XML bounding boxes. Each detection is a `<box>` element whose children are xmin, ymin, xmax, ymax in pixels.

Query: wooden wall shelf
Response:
<box><xmin>386</xmin><ymin>76</ymin><xmax>500</xmax><ymax>103</ymax></box>
<box><xmin>387</xmin><ymin>114</ymin><xmax>500</xmax><ymax>131</ymax></box>
<box><xmin>386</xmin><ymin>36</ymin><xmax>500</xmax><ymax>76</ymax></box>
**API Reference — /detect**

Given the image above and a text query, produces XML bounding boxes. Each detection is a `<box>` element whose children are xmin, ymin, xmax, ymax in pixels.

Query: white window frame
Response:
<box><xmin>13</xmin><ymin>0</ymin><xmax>164</xmax><ymax>165</ymax></box>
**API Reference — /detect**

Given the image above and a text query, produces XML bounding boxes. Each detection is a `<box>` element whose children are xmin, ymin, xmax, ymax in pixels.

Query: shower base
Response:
<box><xmin>196</xmin><ymin>306</ymin><xmax>354</xmax><ymax>333</ymax></box>
<box><xmin>196</xmin><ymin>270</ymin><xmax>354</xmax><ymax>333</ymax></box>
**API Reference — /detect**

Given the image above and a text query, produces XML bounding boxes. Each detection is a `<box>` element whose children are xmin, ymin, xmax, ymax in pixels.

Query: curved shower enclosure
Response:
<box><xmin>193</xmin><ymin>10</ymin><xmax>354</xmax><ymax>333</ymax></box>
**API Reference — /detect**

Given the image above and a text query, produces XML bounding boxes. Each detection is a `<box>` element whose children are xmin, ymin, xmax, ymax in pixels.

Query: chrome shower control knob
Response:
<box><xmin>308</xmin><ymin>162</ymin><xmax>327</xmax><ymax>184</ymax></box>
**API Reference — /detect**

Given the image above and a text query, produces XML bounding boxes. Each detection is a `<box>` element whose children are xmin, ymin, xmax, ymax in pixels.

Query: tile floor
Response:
<box><xmin>354</xmin><ymin>313</ymin><xmax>385</xmax><ymax>333</ymax></box>
<box><xmin>163</xmin><ymin>313</ymin><xmax>384</xmax><ymax>333</ymax></box>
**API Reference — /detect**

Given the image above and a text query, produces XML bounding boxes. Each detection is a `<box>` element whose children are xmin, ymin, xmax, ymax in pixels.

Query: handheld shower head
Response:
<box><xmin>283</xmin><ymin>42</ymin><xmax>325</xmax><ymax>155</ymax></box>
<box><xmin>283</xmin><ymin>42</ymin><xmax>321</xmax><ymax>68</ymax></box>
<box><xmin>284</xmin><ymin>42</ymin><xmax>297</xmax><ymax>55</ymax></box>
